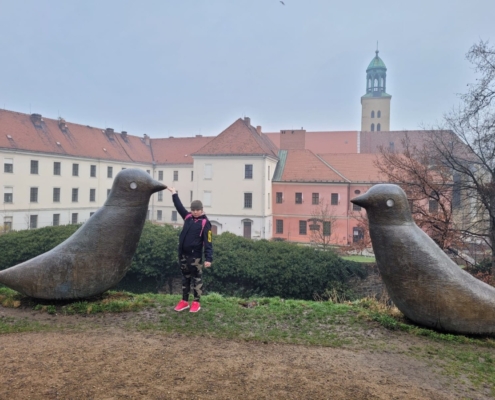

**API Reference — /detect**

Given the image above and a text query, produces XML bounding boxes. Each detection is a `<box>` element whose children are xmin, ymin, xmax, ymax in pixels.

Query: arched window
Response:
<box><xmin>371</xmin><ymin>123</ymin><xmax>375</xmax><ymax>132</ymax></box>
<box><xmin>374</xmin><ymin>78</ymin><xmax>378</xmax><ymax>91</ymax></box>
<box><xmin>377</xmin><ymin>110</ymin><xmax>381</xmax><ymax>118</ymax></box>
<box><xmin>377</xmin><ymin>123</ymin><xmax>381</xmax><ymax>131</ymax></box>
<box><xmin>371</xmin><ymin>111</ymin><xmax>375</xmax><ymax>118</ymax></box>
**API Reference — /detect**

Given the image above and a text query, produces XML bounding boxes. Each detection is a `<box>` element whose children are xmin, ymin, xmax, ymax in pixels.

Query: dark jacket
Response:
<box><xmin>172</xmin><ymin>193</ymin><xmax>213</xmax><ymax>262</ymax></box>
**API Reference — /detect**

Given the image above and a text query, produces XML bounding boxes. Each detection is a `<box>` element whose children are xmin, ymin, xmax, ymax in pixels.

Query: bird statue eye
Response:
<box><xmin>386</xmin><ymin>199</ymin><xmax>394</xmax><ymax>207</ymax></box>
<box><xmin>130</xmin><ymin>182</ymin><xmax>137</xmax><ymax>190</ymax></box>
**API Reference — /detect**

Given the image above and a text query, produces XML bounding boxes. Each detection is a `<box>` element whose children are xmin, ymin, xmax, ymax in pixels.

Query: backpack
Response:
<box><xmin>185</xmin><ymin>214</ymin><xmax>208</xmax><ymax>236</ymax></box>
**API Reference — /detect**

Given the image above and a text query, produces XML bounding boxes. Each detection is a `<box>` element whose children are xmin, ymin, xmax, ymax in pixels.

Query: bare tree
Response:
<box><xmin>308</xmin><ymin>199</ymin><xmax>337</xmax><ymax>250</ymax></box>
<box><xmin>375</xmin><ymin>134</ymin><xmax>463</xmax><ymax>250</ymax></box>
<box><xmin>431</xmin><ymin>40</ymin><xmax>495</xmax><ymax>274</ymax></box>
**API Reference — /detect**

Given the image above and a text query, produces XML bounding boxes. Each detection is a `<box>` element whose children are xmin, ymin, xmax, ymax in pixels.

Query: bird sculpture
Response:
<box><xmin>351</xmin><ymin>184</ymin><xmax>495</xmax><ymax>335</ymax></box>
<box><xmin>0</xmin><ymin>168</ymin><xmax>166</xmax><ymax>299</ymax></box>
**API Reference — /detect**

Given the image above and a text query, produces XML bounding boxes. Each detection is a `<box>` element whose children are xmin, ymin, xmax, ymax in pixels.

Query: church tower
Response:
<box><xmin>361</xmin><ymin>49</ymin><xmax>391</xmax><ymax>132</ymax></box>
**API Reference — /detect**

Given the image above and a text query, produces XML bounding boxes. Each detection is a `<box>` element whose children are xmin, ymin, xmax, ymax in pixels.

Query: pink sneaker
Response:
<box><xmin>189</xmin><ymin>301</ymin><xmax>201</xmax><ymax>313</ymax></box>
<box><xmin>174</xmin><ymin>300</ymin><xmax>190</xmax><ymax>312</ymax></box>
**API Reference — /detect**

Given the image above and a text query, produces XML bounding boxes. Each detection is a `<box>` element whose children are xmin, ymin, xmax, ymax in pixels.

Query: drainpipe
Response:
<box><xmin>347</xmin><ymin>182</ymin><xmax>351</xmax><ymax>245</ymax></box>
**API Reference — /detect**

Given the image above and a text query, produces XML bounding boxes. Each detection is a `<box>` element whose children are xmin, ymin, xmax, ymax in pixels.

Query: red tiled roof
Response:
<box><xmin>194</xmin><ymin>118</ymin><xmax>279</xmax><ymax>158</ymax></box>
<box><xmin>151</xmin><ymin>136</ymin><xmax>214</xmax><ymax>164</ymax></box>
<box><xmin>279</xmin><ymin>149</ymin><xmax>347</xmax><ymax>182</ymax></box>
<box><xmin>0</xmin><ymin>110</ymin><xmax>153</xmax><ymax>163</ymax></box>
<box><xmin>266</xmin><ymin>131</ymin><xmax>358</xmax><ymax>153</ymax></box>
<box><xmin>318</xmin><ymin>153</ymin><xmax>384</xmax><ymax>182</ymax></box>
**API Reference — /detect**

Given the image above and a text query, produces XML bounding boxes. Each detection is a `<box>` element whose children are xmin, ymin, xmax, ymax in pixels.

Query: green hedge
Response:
<box><xmin>0</xmin><ymin>224</ymin><xmax>365</xmax><ymax>300</ymax></box>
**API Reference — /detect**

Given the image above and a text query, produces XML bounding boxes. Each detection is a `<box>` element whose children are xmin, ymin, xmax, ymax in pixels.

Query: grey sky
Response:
<box><xmin>0</xmin><ymin>1</ymin><xmax>493</xmax><ymax>138</ymax></box>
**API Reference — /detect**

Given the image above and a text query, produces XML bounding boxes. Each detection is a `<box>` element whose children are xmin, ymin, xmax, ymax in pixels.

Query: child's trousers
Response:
<box><xmin>179</xmin><ymin>255</ymin><xmax>203</xmax><ymax>301</ymax></box>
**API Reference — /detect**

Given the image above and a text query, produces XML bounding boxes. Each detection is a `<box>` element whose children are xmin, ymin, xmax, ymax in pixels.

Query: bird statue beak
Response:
<box><xmin>351</xmin><ymin>193</ymin><xmax>369</xmax><ymax>208</ymax></box>
<box><xmin>152</xmin><ymin>182</ymin><xmax>167</xmax><ymax>194</ymax></box>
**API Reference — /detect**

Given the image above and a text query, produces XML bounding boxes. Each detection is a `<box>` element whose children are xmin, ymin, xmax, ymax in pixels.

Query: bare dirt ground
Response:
<box><xmin>0</xmin><ymin>306</ymin><xmax>490</xmax><ymax>400</ymax></box>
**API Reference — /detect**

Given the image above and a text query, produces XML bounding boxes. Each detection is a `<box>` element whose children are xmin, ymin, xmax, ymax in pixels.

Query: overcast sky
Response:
<box><xmin>0</xmin><ymin>1</ymin><xmax>493</xmax><ymax>138</ymax></box>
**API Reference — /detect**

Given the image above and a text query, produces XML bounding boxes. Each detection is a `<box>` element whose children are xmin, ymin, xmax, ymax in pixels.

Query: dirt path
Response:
<box><xmin>0</xmin><ymin>307</ymin><xmax>490</xmax><ymax>399</ymax></box>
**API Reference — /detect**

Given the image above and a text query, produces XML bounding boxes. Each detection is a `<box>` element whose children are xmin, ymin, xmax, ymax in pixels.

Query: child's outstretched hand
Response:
<box><xmin>167</xmin><ymin>187</ymin><xmax>177</xmax><ymax>194</ymax></box>
<box><xmin>204</xmin><ymin>261</ymin><xmax>212</xmax><ymax>268</ymax></box>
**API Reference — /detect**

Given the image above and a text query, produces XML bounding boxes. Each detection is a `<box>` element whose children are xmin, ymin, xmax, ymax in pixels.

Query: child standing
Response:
<box><xmin>167</xmin><ymin>187</ymin><xmax>213</xmax><ymax>313</ymax></box>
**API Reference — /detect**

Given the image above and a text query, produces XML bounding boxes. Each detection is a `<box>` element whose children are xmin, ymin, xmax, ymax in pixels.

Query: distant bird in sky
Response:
<box><xmin>280</xmin><ymin>1</ymin><xmax>285</xmax><ymax>5</ymax></box>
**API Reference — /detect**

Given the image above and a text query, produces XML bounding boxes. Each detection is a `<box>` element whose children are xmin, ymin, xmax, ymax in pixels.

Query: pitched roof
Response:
<box><xmin>0</xmin><ymin>109</ymin><xmax>153</xmax><ymax>163</ymax></box>
<box><xmin>193</xmin><ymin>118</ymin><xmax>279</xmax><ymax>158</ymax></box>
<box><xmin>317</xmin><ymin>153</ymin><xmax>384</xmax><ymax>183</ymax></box>
<box><xmin>151</xmin><ymin>136</ymin><xmax>214</xmax><ymax>164</ymax></box>
<box><xmin>265</xmin><ymin>131</ymin><xmax>358</xmax><ymax>153</ymax></box>
<box><xmin>275</xmin><ymin>149</ymin><xmax>347</xmax><ymax>182</ymax></box>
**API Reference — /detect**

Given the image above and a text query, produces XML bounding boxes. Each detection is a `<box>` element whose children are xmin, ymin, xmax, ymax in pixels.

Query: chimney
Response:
<box><xmin>256</xmin><ymin>125</ymin><xmax>262</xmax><ymax>135</ymax></box>
<box><xmin>143</xmin><ymin>133</ymin><xmax>150</xmax><ymax>146</ymax></box>
<box><xmin>58</xmin><ymin>118</ymin><xmax>68</xmax><ymax>132</ymax></box>
<box><xmin>105</xmin><ymin>128</ymin><xmax>114</xmax><ymax>139</ymax></box>
<box><xmin>279</xmin><ymin>129</ymin><xmax>306</xmax><ymax>150</ymax></box>
<box><xmin>196</xmin><ymin>134</ymin><xmax>202</xmax><ymax>137</ymax></box>
<box><xmin>244</xmin><ymin>117</ymin><xmax>251</xmax><ymax>126</ymax></box>
<box><xmin>31</xmin><ymin>113</ymin><xmax>43</xmax><ymax>127</ymax></box>
<box><xmin>121</xmin><ymin>131</ymin><xmax>128</xmax><ymax>141</ymax></box>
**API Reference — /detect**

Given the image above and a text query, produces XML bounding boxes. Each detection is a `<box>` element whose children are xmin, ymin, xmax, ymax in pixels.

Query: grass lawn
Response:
<box><xmin>341</xmin><ymin>255</ymin><xmax>376</xmax><ymax>263</ymax></box>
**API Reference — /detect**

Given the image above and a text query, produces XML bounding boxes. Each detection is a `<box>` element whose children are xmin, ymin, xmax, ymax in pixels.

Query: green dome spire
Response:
<box><xmin>367</xmin><ymin>50</ymin><xmax>387</xmax><ymax>72</ymax></box>
<box><xmin>363</xmin><ymin>49</ymin><xmax>390</xmax><ymax>98</ymax></box>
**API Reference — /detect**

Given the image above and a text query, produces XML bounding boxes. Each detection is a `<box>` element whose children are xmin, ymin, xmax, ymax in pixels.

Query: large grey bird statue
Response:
<box><xmin>351</xmin><ymin>184</ymin><xmax>495</xmax><ymax>335</ymax></box>
<box><xmin>0</xmin><ymin>168</ymin><xmax>166</xmax><ymax>299</ymax></box>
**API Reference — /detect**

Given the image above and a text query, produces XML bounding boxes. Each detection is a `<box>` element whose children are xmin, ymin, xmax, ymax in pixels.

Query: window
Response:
<box><xmin>53</xmin><ymin>188</ymin><xmax>60</xmax><ymax>202</ymax></box>
<box><xmin>31</xmin><ymin>160</ymin><xmax>39</xmax><ymax>174</ymax></box>
<box><xmin>90</xmin><ymin>165</ymin><xmax>96</xmax><ymax>177</ymax></box>
<box><xmin>244</xmin><ymin>193</ymin><xmax>252</xmax><ymax>208</ymax></box>
<box><xmin>191</xmin><ymin>170</ymin><xmax>194</xmax><ymax>181</ymax></box>
<box><xmin>122</xmin><ymin>167</ymin><xmax>126</xmax><ymax>170</ymax></box>
<box><xmin>171</xmin><ymin>211</ymin><xmax>177</xmax><ymax>222</ymax></box>
<box><xmin>312</xmin><ymin>193</ymin><xmax>319</xmax><ymax>205</ymax></box>
<box><xmin>158</xmin><ymin>191</ymin><xmax>163</xmax><ymax>201</ymax></box>
<box><xmin>323</xmin><ymin>222</ymin><xmax>331</xmax><ymax>236</ymax></box>
<box><xmin>353</xmin><ymin>203</ymin><xmax>362</xmax><ymax>211</ymax></box>
<box><xmin>353</xmin><ymin>227</ymin><xmax>364</xmax><ymax>243</ymax></box>
<box><xmin>173</xmin><ymin>171</ymin><xmax>178</xmax><ymax>181</ymax></box>
<box><xmin>371</xmin><ymin>110</ymin><xmax>375</xmax><ymax>118</ymax></box>
<box><xmin>90</xmin><ymin>212</ymin><xmax>95</xmax><ymax>217</ymax></box>
<box><xmin>377</xmin><ymin>110</ymin><xmax>381</xmax><ymax>118</ymax></box>
<box><xmin>71</xmin><ymin>213</ymin><xmax>78</xmax><ymax>224</ymax></box>
<box><xmin>53</xmin><ymin>162</ymin><xmax>61</xmax><ymax>175</ymax></box>
<box><xmin>4</xmin><ymin>158</ymin><xmax>13</xmax><ymax>173</ymax></box>
<box><xmin>203</xmin><ymin>191</ymin><xmax>212</xmax><ymax>207</ymax></box>
<box><xmin>4</xmin><ymin>187</ymin><xmax>13</xmax><ymax>203</ymax></box>
<box><xmin>4</xmin><ymin>217</ymin><xmax>12</xmax><ymax>232</ymax></box>
<box><xmin>331</xmin><ymin>193</ymin><xmax>338</xmax><ymax>205</ymax></box>
<box><xmin>157</xmin><ymin>210</ymin><xmax>162</xmax><ymax>221</ymax></box>
<box><xmin>389</xmin><ymin>141</ymin><xmax>394</xmax><ymax>151</ymax></box>
<box><xmin>90</xmin><ymin>189</ymin><xmax>96</xmax><ymax>202</ymax></box>
<box><xmin>268</xmin><ymin>165</ymin><xmax>271</xmax><ymax>180</ymax></box>
<box><xmin>429</xmin><ymin>199</ymin><xmax>439</xmax><ymax>213</ymax></box>
<box><xmin>146</xmin><ymin>170</ymin><xmax>150</xmax><ymax>174</ymax></box>
<box><xmin>276</xmin><ymin>219</ymin><xmax>283</xmax><ymax>234</ymax></box>
<box><xmin>276</xmin><ymin>192</ymin><xmax>283</xmax><ymax>203</ymax></box>
<box><xmin>158</xmin><ymin>171</ymin><xmax>163</xmax><ymax>181</ymax></box>
<box><xmin>245</xmin><ymin>164</ymin><xmax>253</xmax><ymax>179</ymax></box>
<box><xmin>295</xmin><ymin>192</ymin><xmax>302</xmax><ymax>204</ymax></box>
<box><xmin>107</xmin><ymin>166</ymin><xmax>113</xmax><ymax>178</ymax></box>
<box><xmin>299</xmin><ymin>220</ymin><xmax>307</xmax><ymax>235</ymax></box>
<box><xmin>268</xmin><ymin>193</ymin><xmax>271</xmax><ymax>209</ymax></box>
<box><xmin>30</xmin><ymin>215</ymin><xmax>38</xmax><ymax>229</ymax></box>
<box><xmin>107</xmin><ymin>189</ymin><xmax>111</xmax><ymax>197</ymax></box>
<box><xmin>53</xmin><ymin>214</ymin><xmax>60</xmax><ymax>226</ymax></box>
<box><xmin>204</xmin><ymin>164</ymin><xmax>212</xmax><ymax>179</ymax></box>
<box><xmin>377</xmin><ymin>123</ymin><xmax>381</xmax><ymax>132</ymax></box>
<box><xmin>371</xmin><ymin>123</ymin><xmax>375</xmax><ymax>132</ymax></box>
<box><xmin>72</xmin><ymin>188</ymin><xmax>79</xmax><ymax>202</ymax></box>
<box><xmin>30</xmin><ymin>187</ymin><xmax>38</xmax><ymax>202</ymax></box>
<box><xmin>190</xmin><ymin>190</ymin><xmax>193</xmax><ymax>202</ymax></box>
<box><xmin>72</xmin><ymin>163</ymin><xmax>79</xmax><ymax>176</ymax></box>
